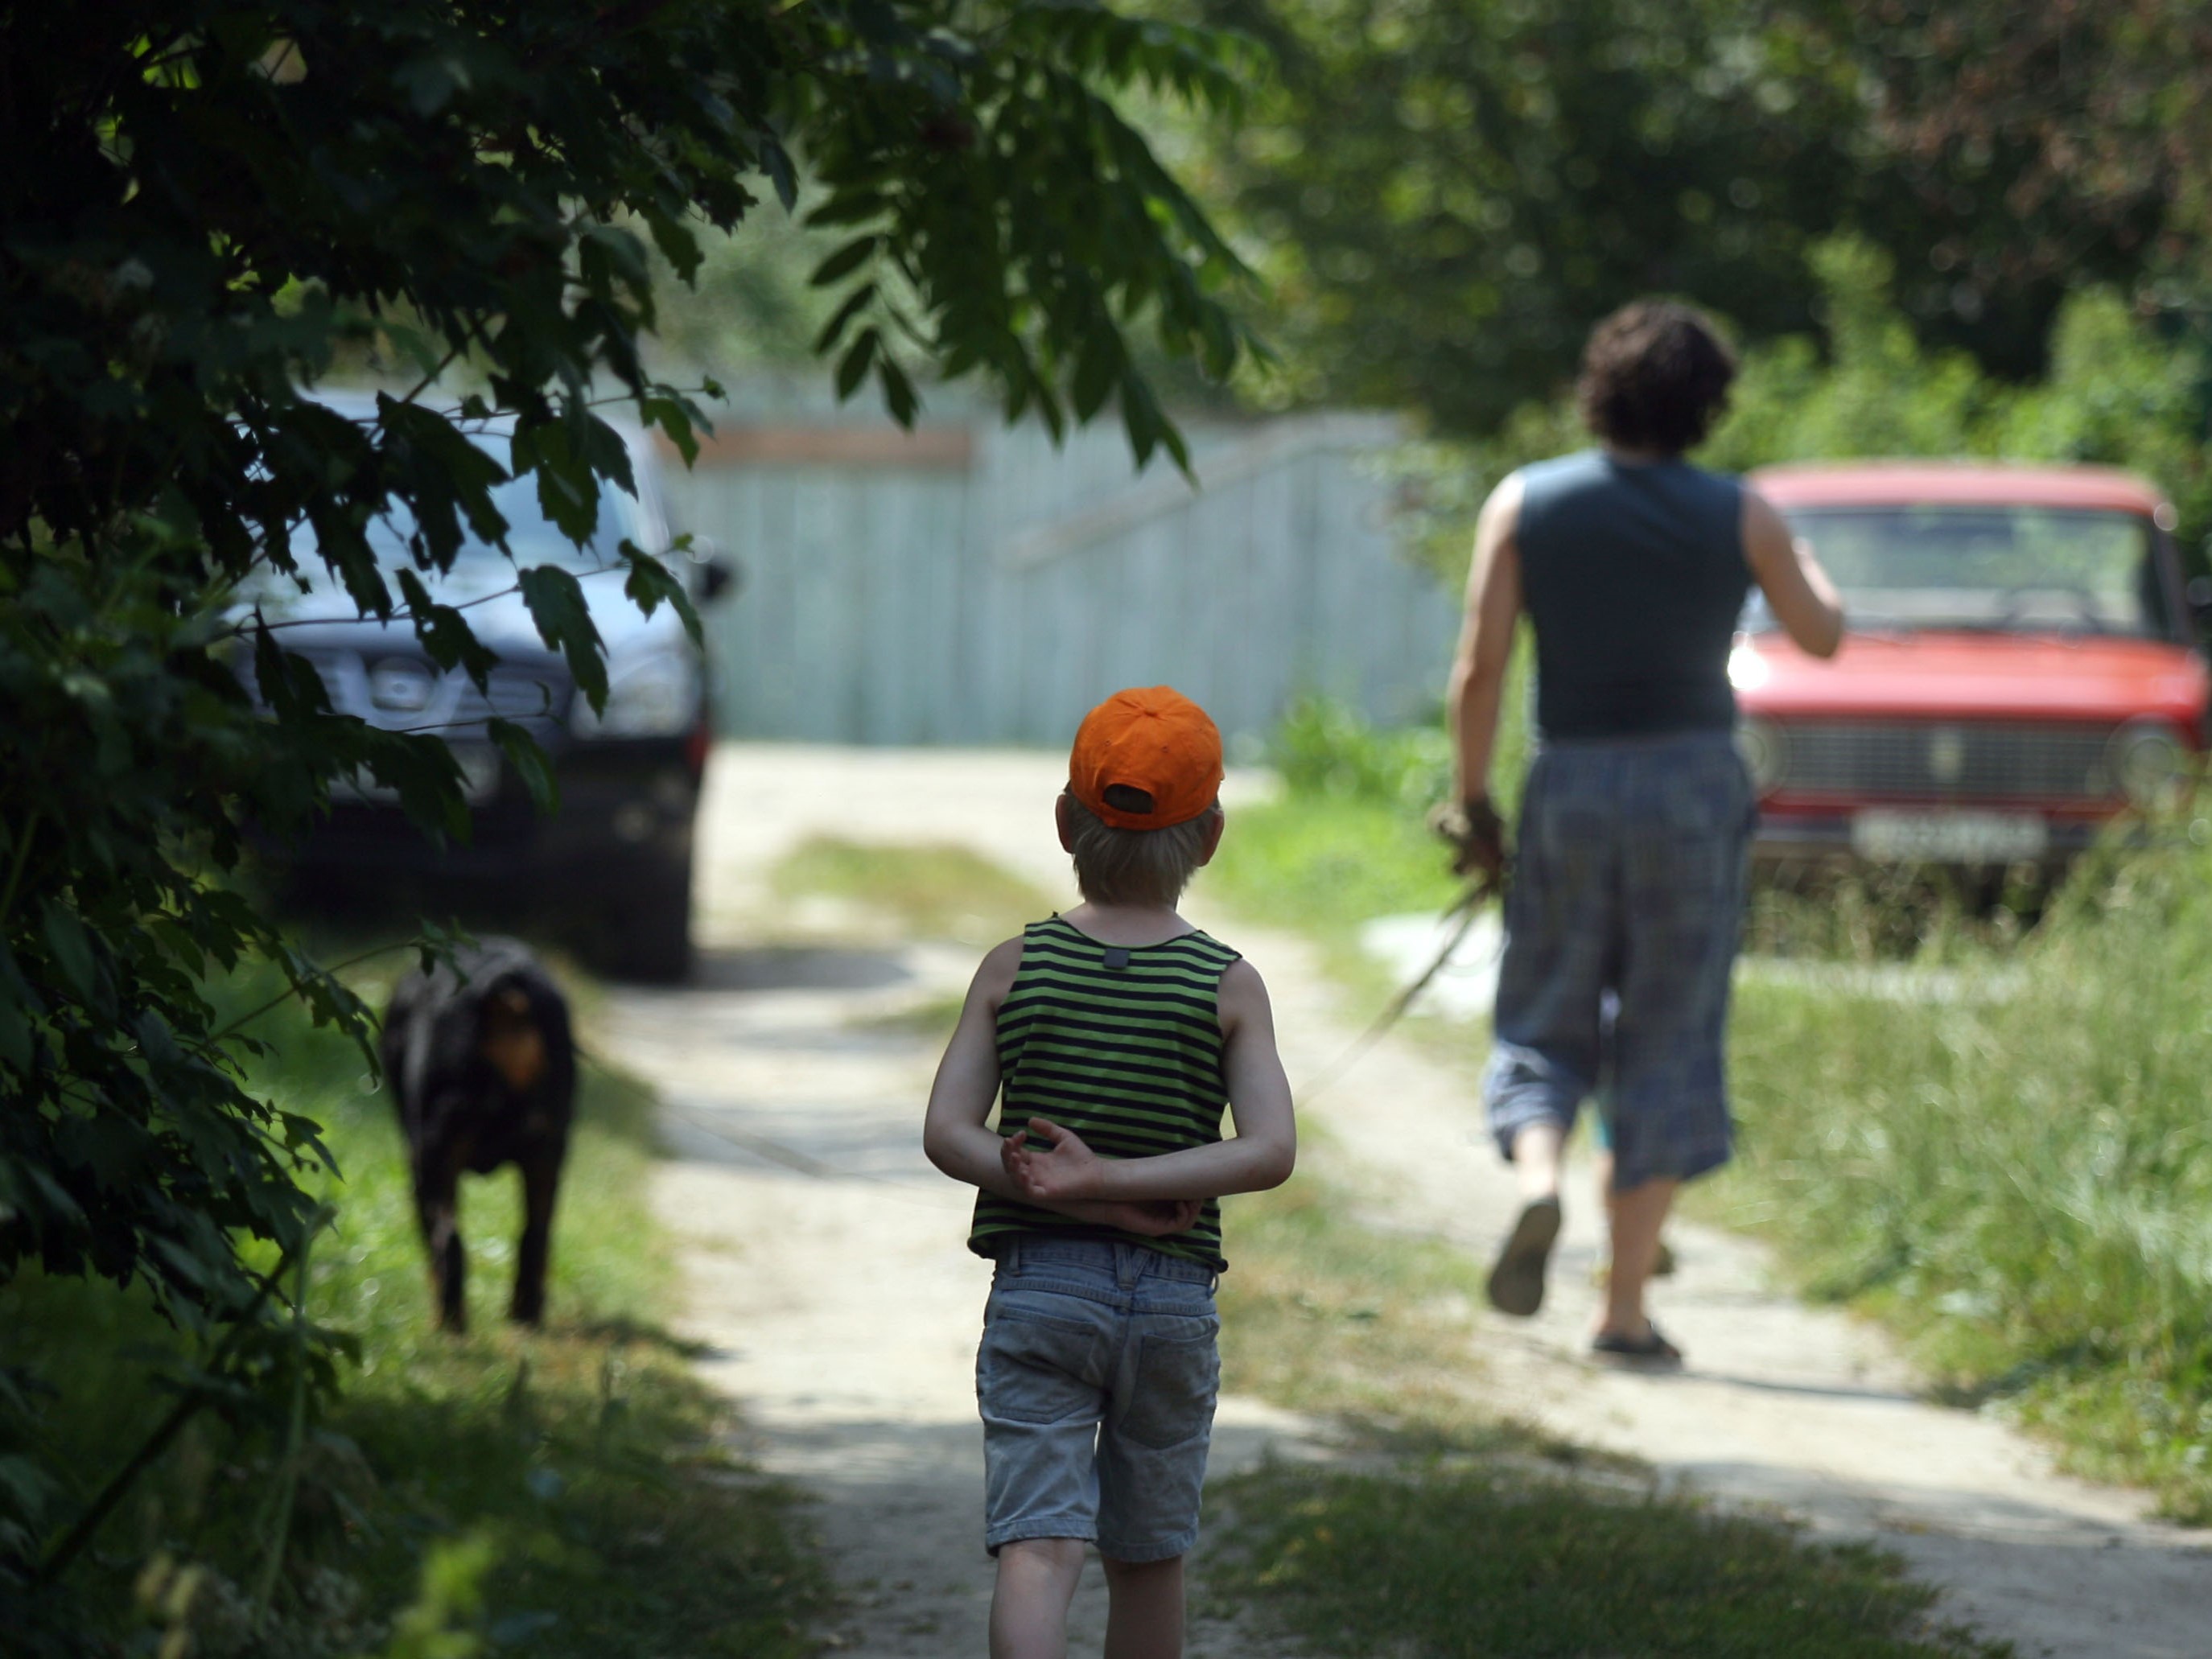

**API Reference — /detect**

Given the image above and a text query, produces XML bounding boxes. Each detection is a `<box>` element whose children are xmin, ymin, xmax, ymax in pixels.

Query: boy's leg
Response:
<box><xmin>978</xmin><ymin>1244</ymin><xmax>1120</xmax><ymax>1652</ymax></box>
<box><xmin>1100</xmin><ymin>1553</ymin><xmax>1183</xmax><ymax>1659</ymax></box>
<box><xmin>1094</xmin><ymin>1261</ymin><xmax>1217</xmax><ymax>1659</ymax></box>
<box><xmin>991</xmin><ymin>1538</ymin><xmax>1088</xmax><ymax>1659</ymax></box>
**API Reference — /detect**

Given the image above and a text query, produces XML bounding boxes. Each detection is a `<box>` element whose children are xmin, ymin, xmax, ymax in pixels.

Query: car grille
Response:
<box><xmin>1775</xmin><ymin>720</ymin><xmax>2119</xmax><ymax>802</ymax></box>
<box><xmin>282</xmin><ymin>649</ymin><xmax>571</xmax><ymax>733</ymax></box>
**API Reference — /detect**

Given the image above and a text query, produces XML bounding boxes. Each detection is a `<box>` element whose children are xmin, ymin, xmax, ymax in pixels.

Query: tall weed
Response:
<box><xmin>1723</xmin><ymin>832</ymin><xmax>2212</xmax><ymax>1517</ymax></box>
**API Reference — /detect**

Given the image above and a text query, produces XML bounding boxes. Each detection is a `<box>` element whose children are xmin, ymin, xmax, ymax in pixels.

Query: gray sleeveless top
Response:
<box><xmin>1515</xmin><ymin>450</ymin><xmax>1749</xmax><ymax>742</ymax></box>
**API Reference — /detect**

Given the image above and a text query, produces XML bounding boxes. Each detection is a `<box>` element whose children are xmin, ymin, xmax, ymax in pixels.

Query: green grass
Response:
<box><xmin>6</xmin><ymin>967</ymin><xmax>826</xmax><ymax>1655</ymax></box>
<box><xmin>770</xmin><ymin>834</ymin><xmax>1054</xmax><ymax>946</ymax></box>
<box><xmin>1210</xmin><ymin>1460</ymin><xmax>2000</xmax><ymax>1659</ymax></box>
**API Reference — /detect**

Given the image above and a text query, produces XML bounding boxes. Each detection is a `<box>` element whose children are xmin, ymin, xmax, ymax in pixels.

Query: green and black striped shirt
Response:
<box><xmin>969</xmin><ymin>916</ymin><xmax>1242</xmax><ymax>1273</ymax></box>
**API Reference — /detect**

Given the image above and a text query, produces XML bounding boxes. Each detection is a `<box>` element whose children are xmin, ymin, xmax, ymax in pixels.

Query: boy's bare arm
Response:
<box><xmin>1004</xmin><ymin>958</ymin><xmax>1296</xmax><ymax>1205</ymax></box>
<box><xmin>923</xmin><ymin>939</ymin><xmax>1200</xmax><ymax>1237</ymax></box>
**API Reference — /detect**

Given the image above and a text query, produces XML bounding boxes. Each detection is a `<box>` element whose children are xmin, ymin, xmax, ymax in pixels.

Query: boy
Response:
<box><xmin>923</xmin><ymin>685</ymin><xmax>1297</xmax><ymax>1659</ymax></box>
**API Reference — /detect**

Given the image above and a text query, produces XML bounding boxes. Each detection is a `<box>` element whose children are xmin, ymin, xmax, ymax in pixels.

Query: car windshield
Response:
<box><xmin>1744</xmin><ymin>505</ymin><xmax>2170</xmax><ymax>638</ymax></box>
<box><xmin>366</xmin><ymin>473</ymin><xmax>635</xmax><ymax>578</ymax></box>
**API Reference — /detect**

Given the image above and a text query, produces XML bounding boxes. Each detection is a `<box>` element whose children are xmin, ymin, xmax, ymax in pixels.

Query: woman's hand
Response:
<box><xmin>1431</xmin><ymin>796</ymin><xmax>1509</xmax><ymax>881</ymax></box>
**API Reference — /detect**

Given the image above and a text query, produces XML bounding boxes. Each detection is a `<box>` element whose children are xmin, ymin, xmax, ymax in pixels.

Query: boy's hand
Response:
<box><xmin>1050</xmin><ymin>1196</ymin><xmax>1203</xmax><ymax>1237</ymax></box>
<box><xmin>1112</xmin><ymin>1197</ymin><xmax>1205</xmax><ymax>1237</ymax></box>
<box><xmin>1002</xmin><ymin>1116</ymin><xmax>1105</xmax><ymax>1202</ymax></box>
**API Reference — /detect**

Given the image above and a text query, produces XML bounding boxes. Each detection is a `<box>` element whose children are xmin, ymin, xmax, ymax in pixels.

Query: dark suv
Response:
<box><xmin>241</xmin><ymin>404</ymin><xmax>730</xmax><ymax>980</ymax></box>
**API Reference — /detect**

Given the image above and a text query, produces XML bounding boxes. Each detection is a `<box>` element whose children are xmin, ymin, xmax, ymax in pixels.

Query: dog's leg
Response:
<box><xmin>509</xmin><ymin>1140</ymin><xmax>564</xmax><ymax>1327</ymax></box>
<box><xmin>414</xmin><ymin>1151</ymin><xmax>468</xmax><ymax>1334</ymax></box>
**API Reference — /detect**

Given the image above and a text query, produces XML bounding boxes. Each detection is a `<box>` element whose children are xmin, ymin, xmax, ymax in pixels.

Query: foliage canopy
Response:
<box><xmin>1184</xmin><ymin>0</ymin><xmax>2212</xmax><ymax>434</ymax></box>
<box><xmin>0</xmin><ymin>0</ymin><xmax>1255</xmax><ymax>1606</ymax></box>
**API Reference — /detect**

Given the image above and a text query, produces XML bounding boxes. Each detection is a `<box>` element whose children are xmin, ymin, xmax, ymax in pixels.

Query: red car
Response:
<box><xmin>1733</xmin><ymin>462</ymin><xmax>2209</xmax><ymax>871</ymax></box>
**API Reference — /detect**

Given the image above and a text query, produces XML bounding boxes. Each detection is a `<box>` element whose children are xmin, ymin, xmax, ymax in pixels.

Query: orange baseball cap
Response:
<box><xmin>1068</xmin><ymin>687</ymin><xmax>1225</xmax><ymax>830</ymax></box>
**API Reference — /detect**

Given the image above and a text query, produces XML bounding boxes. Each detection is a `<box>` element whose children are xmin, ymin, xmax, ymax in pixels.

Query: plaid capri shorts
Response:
<box><xmin>1482</xmin><ymin>729</ymin><xmax>1754</xmax><ymax>1190</ymax></box>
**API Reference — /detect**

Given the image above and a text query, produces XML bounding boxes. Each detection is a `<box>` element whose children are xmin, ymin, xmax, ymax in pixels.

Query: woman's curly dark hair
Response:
<box><xmin>1575</xmin><ymin>300</ymin><xmax>1737</xmax><ymax>455</ymax></box>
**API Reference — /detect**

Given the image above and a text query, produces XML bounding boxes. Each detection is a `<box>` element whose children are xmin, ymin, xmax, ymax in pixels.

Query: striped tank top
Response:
<box><xmin>969</xmin><ymin>916</ymin><xmax>1242</xmax><ymax>1273</ymax></box>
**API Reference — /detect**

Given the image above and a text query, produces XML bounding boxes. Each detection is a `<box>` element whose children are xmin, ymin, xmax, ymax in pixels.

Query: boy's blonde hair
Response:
<box><xmin>1063</xmin><ymin>789</ymin><xmax>1220</xmax><ymax>908</ymax></box>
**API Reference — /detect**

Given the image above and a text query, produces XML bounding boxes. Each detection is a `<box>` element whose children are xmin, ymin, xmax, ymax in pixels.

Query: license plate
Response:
<box><xmin>332</xmin><ymin>744</ymin><xmax>500</xmax><ymax>806</ymax></box>
<box><xmin>1850</xmin><ymin>809</ymin><xmax>2048</xmax><ymax>863</ymax></box>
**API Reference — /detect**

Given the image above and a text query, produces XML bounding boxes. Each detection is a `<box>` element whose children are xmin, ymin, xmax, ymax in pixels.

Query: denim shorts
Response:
<box><xmin>1484</xmin><ymin>730</ymin><xmax>1753</xmax><ymax>1189</ymax></box>
<box><xmin>975</xmin><ymin>1235</ymin><xmax>1220</xmax><ymax>1562</ymax></box>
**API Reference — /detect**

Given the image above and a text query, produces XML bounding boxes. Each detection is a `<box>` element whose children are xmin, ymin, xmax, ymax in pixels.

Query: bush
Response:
<box><xmin>1271</xmin><ymin>698</ymin><xmax>1453</xmax><ymax>810</ymax></box>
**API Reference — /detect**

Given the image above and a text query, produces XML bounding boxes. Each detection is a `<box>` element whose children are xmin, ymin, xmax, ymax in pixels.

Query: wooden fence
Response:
<box><xmin>657</xmin><ymin>381</ymin><xmax>1460</xmax><ymax>746</ymax></box>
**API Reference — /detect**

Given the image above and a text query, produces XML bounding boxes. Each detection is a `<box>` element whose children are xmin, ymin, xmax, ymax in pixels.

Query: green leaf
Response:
<box><xmin>810</xmin><ymin>235</ymin><xmax>880</xmax><ymax>288</ymax></box>
<box><xmin>620</xmin><ymin>543</ymin><xmax>705</xmax><ymax>648</ymax></box>
<box><xmin>40</xmin><ymin>901</ymin><xmax>97</xmax><ymax>1004</ymax></box>
<box><xmin>488</xmin><ymin>718</ymin><xmax>558</xmax><ymax>813</ymax></box>
<box><xmin>877</xmin><ymin>354</ymin><xmax>921</xmax><ymax>427</ymax></box>
<box><xmin>835</xmin><ymin>328</ymin><xmax>880</xmax><ymax>401</ymax></box>
<box><xmin>813</xmin><ymin>282</ymin><xmax>878</xmax><ymax>356</ymax></box>
<box><xmin>516</xmin><ymin>564</ymin><xmax>609</xmax><ymax>711</ymax></box>
<box><xmin>0</xmin><ymin>985</ymin><xmax>34</xmax><ymax>1073</ymax></box>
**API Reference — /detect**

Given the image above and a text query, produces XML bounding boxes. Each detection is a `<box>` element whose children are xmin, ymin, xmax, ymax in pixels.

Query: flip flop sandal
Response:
<box><xmin>1590</xmin><ymin>1324</ymin><xmax>1683</xmax><ymax>1369</ymax></box>
<box><xmin>1485</xmin><ymin>1196</ymin><xmax>1561</xmax><ymax>1317</ymax></box>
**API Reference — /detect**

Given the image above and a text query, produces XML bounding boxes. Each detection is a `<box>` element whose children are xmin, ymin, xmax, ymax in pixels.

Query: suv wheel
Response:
<box><xmin>592</xmin><ymin>854</ymin><xmax>694</xmax><ymax>984</ymax></box>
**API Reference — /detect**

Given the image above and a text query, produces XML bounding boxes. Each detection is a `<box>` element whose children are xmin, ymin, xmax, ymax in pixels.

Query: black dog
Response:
<box><xmin>380</xmin><ymin>939</ymin><xmax>575</xmax><ymax>1332</ymax></box>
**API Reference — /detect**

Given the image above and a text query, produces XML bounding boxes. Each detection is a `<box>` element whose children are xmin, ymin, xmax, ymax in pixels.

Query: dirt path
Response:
<box><xmin>602</xmin><ymin>743</ymin><xmax>2208</xmax><ymax>1658</ymax></box>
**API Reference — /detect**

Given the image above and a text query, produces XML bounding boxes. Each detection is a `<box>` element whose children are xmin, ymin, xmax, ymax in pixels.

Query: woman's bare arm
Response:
<box><xmin>1744</xmin><ymin>488</ymin><xmax>1845</xmax><ymax>658</ymax></box>
<box><xmin>1448</xmin><ymin>472</ymin><xmax>1526</xmax><ymax>803</ymax></box>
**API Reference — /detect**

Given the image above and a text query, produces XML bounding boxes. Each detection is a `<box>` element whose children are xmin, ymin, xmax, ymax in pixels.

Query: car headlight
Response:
<box><xmin>2107</xmin><ymin>719</ymin><xmax>2191</xmax><ymax>809</ymax></box>
<box><xmin>1736</xmin><ymin>715</ymin><xmax>1788</xmax><ymax>795</ymax></box>
<box><xmin>572</xmin><ymin>652</ymin><xmax>699</xmax><ymax>739</ymax></box>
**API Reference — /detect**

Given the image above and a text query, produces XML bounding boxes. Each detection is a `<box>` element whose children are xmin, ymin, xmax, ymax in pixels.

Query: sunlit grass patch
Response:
<box><xmin>771</xmin><ymin>834</ymin><xmax>1055</xmax><ymax>945</ymax></box>
<box><xmin>1215</xmin><ymin>1164</ymin><xmax>2000</xmax><ymax>1657</ymax></box>
<box><xmin>1210</xmin><ymin>1459</ymin><xmax>2006</xmax><ymax>1659</ymax></box>
<box><xmin>1716</xmin><ymin>907</ymin><xmax>2212</xmax><ymax>1521</ymax></box>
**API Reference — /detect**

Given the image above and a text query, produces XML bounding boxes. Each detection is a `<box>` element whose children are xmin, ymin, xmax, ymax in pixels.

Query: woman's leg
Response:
<box><xmin>1605</xmin><ymin>735</ymin><xmax>1753</xmax><ymax>1352</ymax></box>
<box><xmin>1600</xmin><ymin>1174</ymin><xmax>1678</xmax><ymax>1341</ymax></box>
<box><xmin>1481</xmin><ymin>748</ymin><xmax>1611</xmax><ymax>1315</ymax></box>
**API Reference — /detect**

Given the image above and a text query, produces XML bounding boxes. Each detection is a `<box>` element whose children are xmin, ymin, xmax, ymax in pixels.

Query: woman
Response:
<box><xmin>1440</xmin><ymin>300</ymin><xmax>1843</xmax><ymax>1365</ymax></box>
